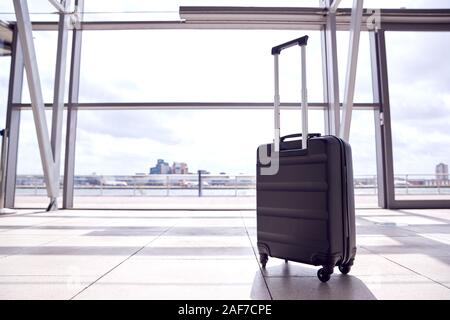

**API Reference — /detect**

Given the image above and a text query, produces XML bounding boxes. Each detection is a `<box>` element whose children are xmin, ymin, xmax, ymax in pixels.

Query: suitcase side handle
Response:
<box><xmin>280</xmin><ymin>133</ymin><xmax>321</xmax><ymax>142</ymax></box>
<box><xmin>271</xmin><ymin>35</ymin><xmax>309</xmax><ymax>55</ymax></box>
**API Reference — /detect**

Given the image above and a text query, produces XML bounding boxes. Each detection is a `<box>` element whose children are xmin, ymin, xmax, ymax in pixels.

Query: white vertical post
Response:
<box><xmin>0</xmin><ymin>27</ymin><xmax>22</xmax><ymax>211</ymax></box>
<box><xmin>321</xmin><ymin>0</ymin><xmax>341</xmax><ymax>136</ymax></box>
<box><xmin>340</xmin><ymin>0</ymin><xmax>364</xmax><ymax>141</ymax></box>
<box><xmin>406</xmin><ymin>174</ymin><xmax>409</xmax><ymax>194</ymax></box>
<box><xmin>166</xmin><ymin>175</ymin><xmax>170</xmax><ymax>196</ymax></box>
<box><xmin>13</xmin><ymin>0</ymin><xmax>58</xmax><ymax>202</ymax></box>
<box><xmin>51</xmin><ymin>0</ymin><xmax>71</xmax><ymax>207</ymax></box>
<box><xmin>63</xmin><ymin>0</ymin><xmax>84</xmax><ymax>209</ymax></box>
<box><xmin>0</xmin><ymin>130</ymin><xmax>9</xmax><ymax>210</ymax></box>
<box><xmin>274</xmin><ymin>54</ymin><xmax>280</xmax><ymax>152</ymax></box>
<box><xmin>301</xmin><ymin>45</ymin><xmax>308</xmax><ymax>149</ymax></box>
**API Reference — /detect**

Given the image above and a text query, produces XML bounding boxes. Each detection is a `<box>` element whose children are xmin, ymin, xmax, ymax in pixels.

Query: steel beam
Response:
<box><xmin>1</xmin><ymin>26</ymin><xmax>23</xmax><ymax>209</ymax></box>
<box><xmin>48</xmin><ymin>0</ymin><xmax>66</xmax><ymax>13</ymax></box>
<box><xmin>12</xmin><ymin>102</ymin><xmax>378</xmax><ymax>110</ymax></box>
<box><xmin>329</xmin><ymin>0</ymin><xmax>342</xmax><ymax>13</ymax></box>
<box><xmin>371</xmin><ymin>30</ymin><xmax>395</xmax><ymax>209</ymax></box>
<box><xmin>321</xmin><ymin>0</ymin><xmax>340</xmax><ymax>136</ymax></box>
<box><xmin>11</xmin><ymin>8</ymin><xmax>450</xmax><ymax>32</ymax></box>
<box><xmin>12</xmin><ymin>102</ymin><xmax>380</xmax><ymax>111</ymax></box>
<box><xmin>340</xmin><ymin>0</ymin><xmax>364</xmax><ymax>141</ymax></box>
<box><xmin>50</xmin><ymin>0</ymin><xmax>71</xmax><ymax>209</ymax></box>
<box><xmin>370</xmin><ymin>31</ymin><xmax>386</xmax><ymax>208</ymax></box>
<box><xmin>63</xmin><ymin>0</ymin><xmax>83</xmax><ymax>209</ymax></box>
<box><xmin>12</xmin><ymin>0</ymin><xmax>58</xmax><ymax>203</ymax></box>
<box><xmin>0</xmin><ymin>129</ymin><xmax>8</xmax><ymax>210</ymax></box>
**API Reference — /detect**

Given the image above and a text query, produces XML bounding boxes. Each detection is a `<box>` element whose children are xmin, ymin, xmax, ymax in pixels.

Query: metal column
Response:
<box><xmin>340</xmin><ymin>0</ymin><xmax>364</xmax><ymax>141</ymax></box>
<box><xmin>329</xmin><ymin>0</ymin><xmax>342</xmax><ymax>13</ymax></box>
<box><xmin>321</xmin><ymin>0</ymin><xmax>341</xmax><ymax>136</ymax></box>
<box><xmin>370</xmin><ymin>30</ymin><xmax>395</xmax><ymax>209</ymax></box>
<box><xmin>50</xmin><ymin>0</ymin><xmax>72</xmax><ymax>210</ymax></box>
<box><xmin>13</xmin><ymin>0</ymin><xmax>58</xmax><ymax>208</ymax></box>
<box><xmin>63</xmin><ymin>0</ymin><xmax>83</xmax><ymax>209</ymax></box>
<box><xmin>1</xmin><ymin>27</ymin><xmax>23</xmax><ymax>209</ymax></box>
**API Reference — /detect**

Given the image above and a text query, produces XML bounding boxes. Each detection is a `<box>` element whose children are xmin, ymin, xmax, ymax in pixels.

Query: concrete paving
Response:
<box><xmin>0</xmin><ymin>208</ymin><xmax>449</xmax><ymax>300</ymax></box>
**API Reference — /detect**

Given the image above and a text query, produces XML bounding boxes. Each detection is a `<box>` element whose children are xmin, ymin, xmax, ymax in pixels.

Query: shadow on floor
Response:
<box><xmin>256</xmin><ymin>261</ymin><xmax>377</xmax><ymax>300</ymax></box>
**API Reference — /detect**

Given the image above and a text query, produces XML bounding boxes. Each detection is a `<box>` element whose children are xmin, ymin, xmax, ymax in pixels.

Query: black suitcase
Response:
<box><xmin>256</xmin><ymin>35</ymin><xmax>357</xmax><ymax>283</ymax></box>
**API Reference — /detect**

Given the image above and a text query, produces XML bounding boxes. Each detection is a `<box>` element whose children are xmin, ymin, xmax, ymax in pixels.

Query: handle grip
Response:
<box><xmin>280</xmin><ymin>133</ymin><xmax>321</xmax><ymax>142</ymax></box>
<box><xmin>271</xmin><ymin>35</ymin><xmax>309</xmax><ymax>55</ymax></box>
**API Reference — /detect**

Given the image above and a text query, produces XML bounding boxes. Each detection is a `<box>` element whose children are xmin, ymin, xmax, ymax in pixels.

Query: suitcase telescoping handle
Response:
<box><xmin>272</xmin><ymin>35</ymin><xmax>309</xmax><ymax>153</ymax></box>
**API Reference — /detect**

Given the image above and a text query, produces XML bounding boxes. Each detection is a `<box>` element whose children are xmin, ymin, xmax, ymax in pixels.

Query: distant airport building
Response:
<box><xmin>150</xmin><ymin>159</ymin><xmax>172</xmax><ymax>174</ymax></box>
<box><xmin>172</xmin><ymin>162</ymin><xmax>189</xmax><ymax>174</ymax></box>
<box><xmin>436</xmin><ymin>163</ymin><xmax>449</xmax><ymax>181</ymax></box>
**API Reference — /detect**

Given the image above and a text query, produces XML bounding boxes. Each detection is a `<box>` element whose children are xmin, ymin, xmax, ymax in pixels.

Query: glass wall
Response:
<box><xmin>349</xmin><ymin>110</ymin><xmax>378</xmax><ymax>208</ymax></box>
<box><xmin>336</xmin><ymin>31</ymin><xmax>378</xmax><ymax>208</ymax></box>
<box><xmin>79</xmin><ymin>30</ymin><xmax>324</xmax><ymax>103</ymax></box>
<box><xmin>10</xmin><ymin>26</ymin><xmax>382</xmax><ymax>209</ymax></box>
<box><xmin>12</xmin><ymin>30</ymin><xmax>71</xmax><ymax>208</ymax></box>
<box><xmin>337</xmin><ymin>31</ymin><xmax>374</xmax><ymax>103</ymax></box>
<box><xmin>72</xmin><ymin>109</ymin><xmax>325</xmax><ymax>209</ymax></box>
<box><xmin>0</xmin><ymin>56</ymin><xmax>10</xmax><ymax>128</ymax></box>
<box><xmin>339</xmin><ymin>0</ymin><xmax>450</xmax><ymax>8</ymax></box>
<box><xmin>386</xmin><ymin>31</ymin><xmax>450</xmax><ymax>201</ymax></box>
<box><xmin>14</xmin><ymin>110</ymin><xmax>67</xmax><ymax>208</ymax></box>
<box><xmin>21</xmin><ymin>31</ymin><xmax>72</xmax><ymax>104</ymax></box>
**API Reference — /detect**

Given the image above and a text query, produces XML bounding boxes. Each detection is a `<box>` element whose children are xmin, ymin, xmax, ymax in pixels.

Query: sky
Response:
<box><xmin>0</xmin><ymin>0</ymin><xmax>449</xmax><ymax>178</ymax></box>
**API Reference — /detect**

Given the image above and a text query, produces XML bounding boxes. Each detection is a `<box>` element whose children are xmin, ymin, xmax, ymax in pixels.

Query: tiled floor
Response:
<box><xmin>0</xmin><ymin>208</ymin><xmax>449</xmax><ymax>300</ymax></box>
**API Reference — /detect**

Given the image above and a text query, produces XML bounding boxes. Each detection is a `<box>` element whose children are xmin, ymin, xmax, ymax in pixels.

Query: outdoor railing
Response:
<box><xmin>14</xmin><ymin>174</ymin><xmax>450</xmax><ymax>197</ymax></box>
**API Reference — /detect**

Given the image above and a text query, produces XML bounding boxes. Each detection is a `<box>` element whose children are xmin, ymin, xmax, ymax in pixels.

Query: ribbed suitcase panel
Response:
<box><xmin>256</xmin><ymin>136</ymin><xmax>356</xmax><ymax>268</ymax></box>
<box><xmin>258</xmin><ymin>216</ymin><xmax>328</xmax><ymax>245</ymax></box>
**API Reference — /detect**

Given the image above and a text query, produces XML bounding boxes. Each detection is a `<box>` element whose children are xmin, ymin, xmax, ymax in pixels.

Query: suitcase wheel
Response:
<box><xmin>259</xmin><ymin>253</ymin><xmax>268</xmax><ymax>268</ymax></box>
<box><xmin>317</xmin><ymin>268</ymin><xmax>331</xmax><ymax>283</ymax></box>
<box><xmin>338</xmin><ymin>264</ymin><xmax>352</xmax><ymax>275</ymax></box>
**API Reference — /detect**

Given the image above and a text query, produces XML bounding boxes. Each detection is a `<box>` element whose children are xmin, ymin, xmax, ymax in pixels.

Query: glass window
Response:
<box><xmin>73</xmin><ymin>109</ymin><xmax>325</xmax><ymax>208</ymax></box>
<box><xmin>4</xmin><ymin>1</ymin><xmax>450</xmax><ymax>23</ymax></box>
<box><xmin>339</xmin><ymin>0</ymin><xmax>450</xmax><ymax>9</ymax></box>
<box><xmin>386</xmin><ymin>31</ymin><xmax>450</xmax><ymax>201</ymax></box>
<box><xmin>0</xmin><ymin>57</ymin><xmax>10</xmax><ymax>127</ymax></box>
<box><xmin>82</xmin><ymin>0</ymin><xmax>179</xmax><ymax>21</ymax></box>
<box><xmin>15</xmin><ymin>110</ymin><xmax>67</xmax><ymax>209</ymax></box>
<box><xmin>178</xmin><ymin>0</ymin><xmax>320</xmax><ymax>6</ymax></box>
<box><xmin>337</xmin><ymin>31</ymin><xmax>374</xmax><ymax>103</ymax></box>
<box><xmin>79</xmin><ymin>30</ymin><xmax>324</xmax><ymax>103</ymax></box>
<box><xmin>349</xmin><ymin>110</ymin><xmax>378</xmax><ymax>208</ymax></box>
<box><xmin>74</xmin><ymin>109</ymin><xmax>325</xmax><ymax>176</ymax></box>
<box><xmin>21</xmin><ymin>31</ymin><xmax>72</xmax><ymax>104</ymax></box>
<box><xmin>0</xmin><ymin>1</ymin><xmax>58</xmax><ymax>22</ymax></box>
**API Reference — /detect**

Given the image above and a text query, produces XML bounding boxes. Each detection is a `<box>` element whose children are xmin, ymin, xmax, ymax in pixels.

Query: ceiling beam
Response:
<box><xmin>13</xmin><ymin>7</ymin><xmax>450</xmax><ymax>31</ymax></box>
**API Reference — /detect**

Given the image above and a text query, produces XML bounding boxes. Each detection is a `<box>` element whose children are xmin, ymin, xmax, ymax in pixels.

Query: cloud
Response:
<box><xmin>76</xmin><ymin>109</ymin><xmax>180</xmax><ymax>144</ymax></box>
<box><xmin>386</xmin><ymin>32</ymin><xmax>450</xmax><ymax>92</ymax></box>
